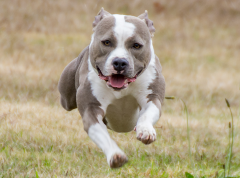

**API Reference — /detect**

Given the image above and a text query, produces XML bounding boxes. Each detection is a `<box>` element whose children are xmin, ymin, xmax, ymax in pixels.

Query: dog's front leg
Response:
<box><xmin>135</xmin><ymin>99</ymin><xmax>161</xmax><ymax>145</ymax></box>
<box><xmin>81</xmin><ymin>107</ymin><xmax>128</xmax><ymax>168</ymax></box>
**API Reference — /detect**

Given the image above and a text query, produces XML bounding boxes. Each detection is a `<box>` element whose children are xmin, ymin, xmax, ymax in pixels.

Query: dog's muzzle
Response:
<box><xmin>97</xmin><ymin>66</ymin><xmax>142</xmax><ymax>90</ymax></box>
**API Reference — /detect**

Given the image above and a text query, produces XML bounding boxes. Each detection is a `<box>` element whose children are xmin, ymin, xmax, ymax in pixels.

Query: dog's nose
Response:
<box><xmin>112</xmin><ymin>58</ymin><xmax>129</xmax><ymax>72</ymax></box>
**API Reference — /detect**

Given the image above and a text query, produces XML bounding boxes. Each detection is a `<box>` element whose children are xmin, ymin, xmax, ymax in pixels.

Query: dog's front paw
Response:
<box><xmin>109</xmin><ymin>153</ymin><xmax>128</xmax><ymax>168</ymax></box>
<box><xmin>135</xmin><ymin>123</ymin><xmax>156</xmax><ymax>145</ymax></box>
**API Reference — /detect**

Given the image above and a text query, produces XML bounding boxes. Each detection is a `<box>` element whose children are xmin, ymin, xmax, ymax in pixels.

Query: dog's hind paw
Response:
<box><xmin>136</xmin><ymin>123</ymin><xmax>156</xmax><ymax>145</ymax></box>
<box><xmin>109</xmin><ymin>153</ymin><xmax>128</xmax><ymax>168</ymax></box>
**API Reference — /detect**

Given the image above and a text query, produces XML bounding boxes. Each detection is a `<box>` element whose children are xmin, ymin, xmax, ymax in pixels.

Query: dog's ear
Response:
<box><xmin>93</xmin><ymin>8</ymin><xmax>112</xmax><ymax>29</ymax></box>
<box><xmin>138</xmin><ymin>10</ymin><xmax>155</xmax><ymax>37</ymax></box>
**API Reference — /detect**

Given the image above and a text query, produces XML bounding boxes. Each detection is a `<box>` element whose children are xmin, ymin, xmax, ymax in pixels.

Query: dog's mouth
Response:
<box><xmin>97</xmin><ymin>67</ymin><xmax>142</xmax><ymax>90</ymax></box>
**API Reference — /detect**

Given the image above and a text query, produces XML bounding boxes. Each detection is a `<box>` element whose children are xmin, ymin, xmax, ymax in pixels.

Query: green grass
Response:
<box><xmin>0</xmin><ymin>100</ymin><xmax>239</xmax><ymax>177</ymax></box>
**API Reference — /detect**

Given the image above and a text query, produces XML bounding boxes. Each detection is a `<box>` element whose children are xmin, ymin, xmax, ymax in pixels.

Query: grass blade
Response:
<box><xmin>225</xmin><ymin>99</ymin><xmax>234</xmax><ymax>176</ymax></box>
<box><xmin>35</xmin><ymin>170</ymin><xmax>39</xmax><ymax>178</ymax></box>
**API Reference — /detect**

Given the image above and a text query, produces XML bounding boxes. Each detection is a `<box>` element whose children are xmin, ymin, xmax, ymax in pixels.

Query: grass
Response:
<box><xmin>165</xmin><ymin>96</ymin><xmax>195</xmax><ymax>177</ymax></box>
<box><xmin>225</xmin><ymin>99</ymin><xmax>235</xmax><ymax>178</ymax></box>
<box><xmin>0</xmin><ymin>0</ymin><xmax>240</xmax><ymax>177</ymax></box>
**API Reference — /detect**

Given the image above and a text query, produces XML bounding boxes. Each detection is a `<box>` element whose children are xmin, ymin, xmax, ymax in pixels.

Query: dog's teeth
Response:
<box><xmin>124</xmin><ymin>79</ymin><xmax>128</xmax><ymax>86</ymax></box>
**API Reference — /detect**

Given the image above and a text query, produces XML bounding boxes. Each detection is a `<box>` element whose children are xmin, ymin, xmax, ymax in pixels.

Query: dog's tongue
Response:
<box><xmin>109</xmin><ymin>75</ymin><xmax>125</xmax><ymax>88</ymax></box>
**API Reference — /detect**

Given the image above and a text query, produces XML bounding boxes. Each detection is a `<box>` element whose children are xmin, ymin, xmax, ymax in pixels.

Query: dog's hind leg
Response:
<box><xmin>58</xmin><ymin>58</ymin><xmax>78</xmax><ymax>111</ymax></box>
<box><xmin>58</xmin><ymin>46</ymin><xmax>89</xmax><ymax>111</ymax></box>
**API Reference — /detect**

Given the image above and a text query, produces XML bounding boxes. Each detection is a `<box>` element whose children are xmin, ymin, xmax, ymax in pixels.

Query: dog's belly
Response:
<box><xmin>105</xmin><ymin>95</ymin><xmax>140</xmax><ymax>132</ymax></box>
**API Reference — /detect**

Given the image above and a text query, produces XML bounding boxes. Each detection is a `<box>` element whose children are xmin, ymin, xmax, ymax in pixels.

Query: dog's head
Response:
<box><xmin>89</xmin><ymin>8</ymin><xmax>155</xmax><ymax>90</ymax></box>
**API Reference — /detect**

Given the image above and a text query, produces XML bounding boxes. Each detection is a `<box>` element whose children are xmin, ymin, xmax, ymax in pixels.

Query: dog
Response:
<box><xmin>58</xmin><ymin>8</ymin><xmax>165</xmax><ymax>168</ymax></box>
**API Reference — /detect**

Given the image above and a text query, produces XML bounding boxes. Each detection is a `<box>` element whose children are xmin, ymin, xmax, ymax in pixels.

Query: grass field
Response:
<box><xmin>0</xmin><ymin>0</ymin><xmax>240</xmax><ymax>177</ymax></box>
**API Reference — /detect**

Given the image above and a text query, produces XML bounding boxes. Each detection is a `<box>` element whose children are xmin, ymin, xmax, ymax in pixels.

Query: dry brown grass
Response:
<box><xmin>0</xmin><ymin>0</ymin><xmax>240</xmax><ymax>177</ymax></box>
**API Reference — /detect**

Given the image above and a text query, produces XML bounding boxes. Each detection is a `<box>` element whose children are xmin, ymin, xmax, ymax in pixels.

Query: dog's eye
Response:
<box><xmin>102</xmin><ymin>40</ymin><xmax>111</xmax><ymax>46</ymax></box>
<box><xmin>133</xmin><ymin>43</ymin><xmax>142</xmax><ymax>49</ymax></box>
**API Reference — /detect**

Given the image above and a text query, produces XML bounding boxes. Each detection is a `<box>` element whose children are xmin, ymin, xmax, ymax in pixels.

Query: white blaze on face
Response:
<box><xmin>105</xmin><ymin>15</ymin><xmax>136</xmax><ymax>75</ymax></box>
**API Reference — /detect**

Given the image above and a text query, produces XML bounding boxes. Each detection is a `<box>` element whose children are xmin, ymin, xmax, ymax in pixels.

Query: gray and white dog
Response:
<box><xmin>58</xmin><ymin>8</ymin><xmax>165</xmax><ymax>168</ymax></box>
